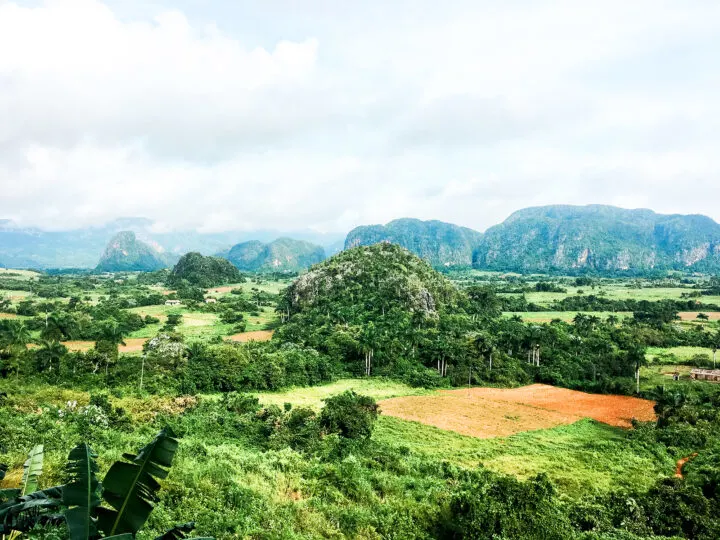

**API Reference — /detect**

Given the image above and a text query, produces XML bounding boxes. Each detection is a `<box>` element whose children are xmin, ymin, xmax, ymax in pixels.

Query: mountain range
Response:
<box><xmin>5</xmin><ymin>205</ymin><xmax>720</xmax><ymax>273</ymax></box>
<box><xmin>345</xmin><ymin>218</ymin><xmax>482</xmax><ymax>267</ymax></box>
<box><xmin>220</xmin><ymin>238</ymin><xmax>326</xmax><ymax>272</ymax></box>
<box><xmin>0</xmin><ymin>218</ymin><xmax>342</xmax><ymax>269</ymax></box>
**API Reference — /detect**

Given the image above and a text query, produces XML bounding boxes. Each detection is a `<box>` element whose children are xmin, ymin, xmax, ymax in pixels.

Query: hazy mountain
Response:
<box><xmin>473</xmin><ymin>205</ymin><xmax>720</xmax><ymax>272</ymax></box>
<box><xmin>95</xmin><ymin>231</ymin><xmax>170</xmax><ymax>272</ymax></box>
<box><xmin>344</xmin><ymin>218</ymin><xmax>482</xmax><ymax>267</ymax></box>
<box><xmin>223</xmin><ymin>237</ymin><xmax>326</xmax><ymax>272</ymax></box>
<box><xmin>0</xmin><ymin>217</ymin><xmax>343</xmax><ymax>269</ymax></box>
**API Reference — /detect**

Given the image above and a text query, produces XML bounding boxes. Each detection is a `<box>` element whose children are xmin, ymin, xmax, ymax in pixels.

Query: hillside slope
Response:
<box><xmin>344</xmin><ymin>218</ymin><xmax>482</xmax><ymax>267</ymax></box>
<box><xmin>95</xmin><ymin>231</ymin><xmax>169</xmax><ymax>272</ymax></box>
<box><xmin>224</xmin><ymin>237</ymin><xmax>326</xmax><ymax>272</ymax></box>
<box><xmin>473</xmin><ymin>205</ymin><xmax>720</xmax><ymax>272</ymax></box>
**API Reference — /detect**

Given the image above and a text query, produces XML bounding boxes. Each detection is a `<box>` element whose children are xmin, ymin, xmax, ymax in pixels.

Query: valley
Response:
<box><xmin>2</xmin><ymin>243</ymin><xmax>720</xmax><ymax>538</ymax></box>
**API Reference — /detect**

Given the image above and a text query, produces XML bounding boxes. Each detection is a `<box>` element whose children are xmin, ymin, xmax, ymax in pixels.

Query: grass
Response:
<box><xmin>253</xmin><ymin>378</ymin><xmax>431</xmax><ymax>409</ymax></box>
<box><xmin>252</xmin><ymin>379</ymin><xmax>673</xmax><ymax>496</ymax></box>
<box><xmin>127</xmin><ymin>305</ymin><xmax>235</xmax><ymax>340</ymax></box>
<box><xmin>646</xmin><ymin>346</ymin><xmax>716</xmax><ymax>364</ymax></box>
<box><xmin>504</xmin><ymin>285</ymin><xmax>716</xmax><ymax>307</ymax></box>
<box><xmin>374</xmin><ymin>416</ymin><xmax>673</xmax><ymax>496</ymax></box>
<box><xmin>0</xmin><ymin>268</ymin><xmax>40</xmax><ymax>280</ymax></box>
<box><xmin>503</xmin><ymin>311</ymin><xmax>632</xmax><ymax>323</ymax></box>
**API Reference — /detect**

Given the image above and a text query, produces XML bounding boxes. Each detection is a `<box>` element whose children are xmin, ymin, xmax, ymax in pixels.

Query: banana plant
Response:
<box><xmin>0</xmin><ymin>429</ymin><xmax>209</xmax><ymax>539</ymax></box>
<box><xmin>96</xmin><ymin>428</ymin><xmax>178</xmax><ymax>537</ymax></box>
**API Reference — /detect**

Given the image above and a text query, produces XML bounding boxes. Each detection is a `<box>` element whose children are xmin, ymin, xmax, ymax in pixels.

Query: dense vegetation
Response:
<box><xmin>2</xmin><ymin>244</ymin><xmax>720</xmax><ymax>538</ymax></box>
<box><xmin>168</xmin><ymin>252</ymin><xmax>242</xmax><ymax>288</ymax></box>
<box><xmin>345</xmin><ymin>218</ymin><xmax>482</xmax><ymax>267</ymax></box>
<box><xmin>222</xmin><ymin>238</ymin><xmax>326</xmax><ymax>272</ymax></box>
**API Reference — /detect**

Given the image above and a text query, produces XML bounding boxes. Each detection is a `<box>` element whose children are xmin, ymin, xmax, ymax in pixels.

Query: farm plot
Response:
<box><xmin>379</xmin><ymin>384</ymin><xmax>656</xmax><ymax>438</ymax></box>
<box><xmin>227</xmin><ymin>330</ymin><xmax>274</xmax><ymax>343</ymax></box>
<box><xmin>504</xmin><ymin>311</ymin><xmax>632</xmax><ymax>323</ymax></box>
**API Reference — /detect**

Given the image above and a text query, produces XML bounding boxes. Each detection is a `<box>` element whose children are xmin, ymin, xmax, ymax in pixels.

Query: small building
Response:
<box><xmin>205</xmin><ymin>298</ymin><xmax>217</xmax><ymax>304</ymax></box>
<box><xmin>690</xmin><ymin>368</ymin><xmax>720</xmax><ymax>382</ymax></box>
<box><xmin>165</xmin><ymin>300</ymin><xmax>182</xmax><ymax>306</ymax></box>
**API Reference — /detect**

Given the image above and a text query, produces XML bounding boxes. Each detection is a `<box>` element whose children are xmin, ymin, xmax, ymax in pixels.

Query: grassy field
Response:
<box><xmin>252</xmin><ymin>379</ymin><xmax>672</xmax><ymax>497</ymax></box>
<box><xmin>0</xmin><ymin>268</ymin><xmax>40</xmax><ymax>280</ymax></box>
<box><xmin>503</xmin><ymin>311</ymin><xmax>632</xmax><ymax>323</ymax></box>
<box><xmin>506</xmin><ymin>284</ymin><xmax>720</xmax><ymax>307</ymax></box>
<box><xmin>253</xmin><ymin>378</ymin><xmax>431</xmax><ymax>409</ymax></box>
<box><xmin>127</xmin><ymin>305</ymin><xmax>235</xmax><ymax>339</ymax></box>
<box><xmin>375</xmin><ymin>416</ymin><xmax>673</xmax><ymax>496</ymax></box>
<box><xmin>646</xmin><ymin>346</ymin><xmax>716</xmax><ymax>364</ymax></box>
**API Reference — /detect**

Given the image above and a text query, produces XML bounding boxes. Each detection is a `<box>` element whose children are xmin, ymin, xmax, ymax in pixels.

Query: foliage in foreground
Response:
<box><xmin>0</xmin><ymin>428</ymin><xmax>206</xmax><ymax>540</ymax></box>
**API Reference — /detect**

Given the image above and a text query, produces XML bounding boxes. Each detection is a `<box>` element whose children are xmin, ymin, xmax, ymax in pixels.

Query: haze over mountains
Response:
<box><xmin>220</xmin><ymin>238</ymin><xmax>326</xmax><ymax>272</ymax></box>
<box><xmin>5</xmin><ymin>205</ymin><xmax>720</xmax><ymax>274</ymax></box>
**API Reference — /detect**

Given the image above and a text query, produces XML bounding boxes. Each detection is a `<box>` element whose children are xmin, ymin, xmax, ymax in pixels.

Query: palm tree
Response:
<box><xmin>4</xmin><ymin>322</ymin><xmax>31</xmax><ymax>378</ymax></box>
<box><xmin>35</xmin><ymin>339</ymin><xmax>67</xmax><ymax>375</ymax></box>
<box><xmin>97</xmin><ymin>320</ymin><xmax>126</xmax><ymax>378</ymax></box>
<box><xmin>472</xmin><ymin>332</ymin><xmax>496</xmax><ymax>371</ymax></box>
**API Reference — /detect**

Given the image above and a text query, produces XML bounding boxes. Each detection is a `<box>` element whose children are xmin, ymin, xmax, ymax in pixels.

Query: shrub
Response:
<box><xmin>319</xmin><ymin>391</ymin><xmax>379</xmax><ymax>440</ymax></box>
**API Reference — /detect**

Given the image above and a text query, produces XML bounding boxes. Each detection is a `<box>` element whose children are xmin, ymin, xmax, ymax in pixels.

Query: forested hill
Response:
<box><xmin>95</xmin><ymin>231</ymin><xmax>170</xmax><ymax>272</ymax></box>
<box><xmin>345</xmin><ymin>218</ymin><xmax>482</xmax><ymax>267</ymax></box>
<box><xmin>472</xmin><ymin>204</ymin><xmax>720</xmax><ymax>273</ymax></box>
<box><xmin>221</xmin><ymin>237</ymin><xmax>326</xmax><ymax>272</ymax></box>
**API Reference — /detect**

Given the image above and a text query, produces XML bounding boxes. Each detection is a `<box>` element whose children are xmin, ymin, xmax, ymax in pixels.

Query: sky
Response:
<box><xmin>1</xmin><ymin>0</ymin><xmax>720</xmax><ymax>234</ymax></box>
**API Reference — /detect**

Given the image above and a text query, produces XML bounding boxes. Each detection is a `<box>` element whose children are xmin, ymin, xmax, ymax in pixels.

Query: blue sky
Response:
<box><xmin>1</xmin><ymin>0</ymin><xmax>719</xmax><ymax>233</ymax></box>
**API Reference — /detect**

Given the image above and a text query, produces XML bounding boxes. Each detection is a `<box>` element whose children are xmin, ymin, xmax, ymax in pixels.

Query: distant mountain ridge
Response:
<box><xmin>473</xmin><ymin>204</ymin><xmax>720</xmax><ymax>272</ymax></box>
<box><xmin>345</xmin><ymin>218</ymin><xmax>482</xmax><ymax>267</ymax></box>
<box><xmin>6</xmin><ymin>205</ymin><xmax>720</xmax><ymax>273</ymax></box>
<box><xmin>221</xmin><ymin>238</ymin><xmax>326</xmax><ymax>272</ymax></box>
<box><xmin>0</xmin><ymin>217</ymin><xmax>342</xmax><ymax>269</ymax></box>
<box><xmin>95</xmin><ymin>231</ymin><xmax>170</xmax><ymax>272</ymax></box>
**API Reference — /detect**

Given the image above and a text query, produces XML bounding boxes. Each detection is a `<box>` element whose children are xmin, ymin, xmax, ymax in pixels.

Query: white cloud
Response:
<box><xmin>1</xmin><ymin>0</ymin><xmax>720</xmax><ymax>234</ymax></box>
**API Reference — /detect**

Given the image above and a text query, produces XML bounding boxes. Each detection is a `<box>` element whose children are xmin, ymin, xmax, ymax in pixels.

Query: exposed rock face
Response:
<box><xmin>223</xmin><ymin>237</ymin><xmax>326</xmax><ymax>272</ymax></box>
<box><xmin>345</xmin><ymin>218</ymin><xmax>482</xmax><ymax>267</ymax></box>
<box><xmin>473</xmin><ymin>205</ymin><xmax>720</xmax><ymax>273</ymax></box>
<box><xmin>95</xmin><ymin>231</ymin><xmax>168</xmax><ymax>272</ymax></box>
<box><xmin>284</xmin><ymin>243</ymin><xmax>460</xmax><ymax>318</ymax></box>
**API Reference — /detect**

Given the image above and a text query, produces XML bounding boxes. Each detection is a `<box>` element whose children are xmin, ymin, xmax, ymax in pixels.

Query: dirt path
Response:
<box><xmin>674</xmin><ymin>453</ymin><xmax>698</xmax><ymax>478</ymax></box>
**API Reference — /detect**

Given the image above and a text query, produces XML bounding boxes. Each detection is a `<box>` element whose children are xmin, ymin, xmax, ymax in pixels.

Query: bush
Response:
<box><xmin>404</xmin><ymin>368</ymin><xmax>443</xmax><ymax>388</ymax></box>
<box><xmin>319</xmin><ymin>391</ymin><xmax>379</xmax><ymax>440</ymax></box>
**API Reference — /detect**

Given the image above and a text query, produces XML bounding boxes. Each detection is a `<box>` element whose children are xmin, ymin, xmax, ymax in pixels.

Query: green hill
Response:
<box><xmin>277</xmin><ymin>243</ymin><xmax>467</xmax><ymax>374</ymax></box>
<box><xmin>344</xmin><ymin>218</ymin><xmax>482</xmax><ymax>267</ymax></box>
<box><xmin>223</xmin><ymin>237</ymin><xmax>325</xmax><ymax>272</ymax></box>
<box><xmin>169</xmin><ymin>252</ymin><xmax>242</xmax><ymax>287</ymax></box>
<box><xmin>473</xmin><ymin>204</ymin><xmax>720</xmax><ymax>273</ymax></box>
<box><xmin>95</xmin><ymin>231</ymin><xmax>168</xmax><ymax>272</ymax></box>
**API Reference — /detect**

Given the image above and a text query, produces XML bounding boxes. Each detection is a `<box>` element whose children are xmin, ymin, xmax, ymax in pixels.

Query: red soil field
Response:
<box><xmin>0</xmin><ymin>313</ymin><xmax>18</xmax><ymax>319</ymax></box>
<box><xmin>227</xmin><ymin>330</ymin><xmax>274</xmax><ymax>343</ymax></box>
<box><xmin>209</xmin><ymin>286</ymin><xmax>235</xmax><ymax>294</ymax></box>
<box><xmin>677</xmin><ymin>311</ymin><xmax>720</xmax><ymax>321</ymax></box>
<box><xmin>31</xmin><ymin>338</ymin><xmax>150</xmax><ymax>353</ymax></box>
<box><xmin>379</xmin><ymin>384</ymin><xmax>656</xmax><ymax>439</ymax></box>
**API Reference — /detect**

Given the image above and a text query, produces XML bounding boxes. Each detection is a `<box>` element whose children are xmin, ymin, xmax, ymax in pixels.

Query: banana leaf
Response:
<box><xmin>21</xmin><ymin>445</ymin><xmax>44</xmax><ymax>495</ymax></box>
<box><xmin>96</xmin><ymin>428</ymin><xmax>179</xmax><ymax>537</ymax></box>
<box><xmin>63</xmin><ymin>443</ymin><xmax>101</xmax><ymax>540</ymax></box>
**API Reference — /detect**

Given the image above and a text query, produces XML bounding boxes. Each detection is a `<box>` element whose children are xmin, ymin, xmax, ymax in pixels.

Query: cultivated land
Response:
<box><xmin>379</xmin><ymin>384</ymin><xmax>656</xmax><ymax>437</ymax></box>
<box><xmin>3</xmin><ymin>261</ymin><xmax>720</xmax><ymax>538</ymax></box>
